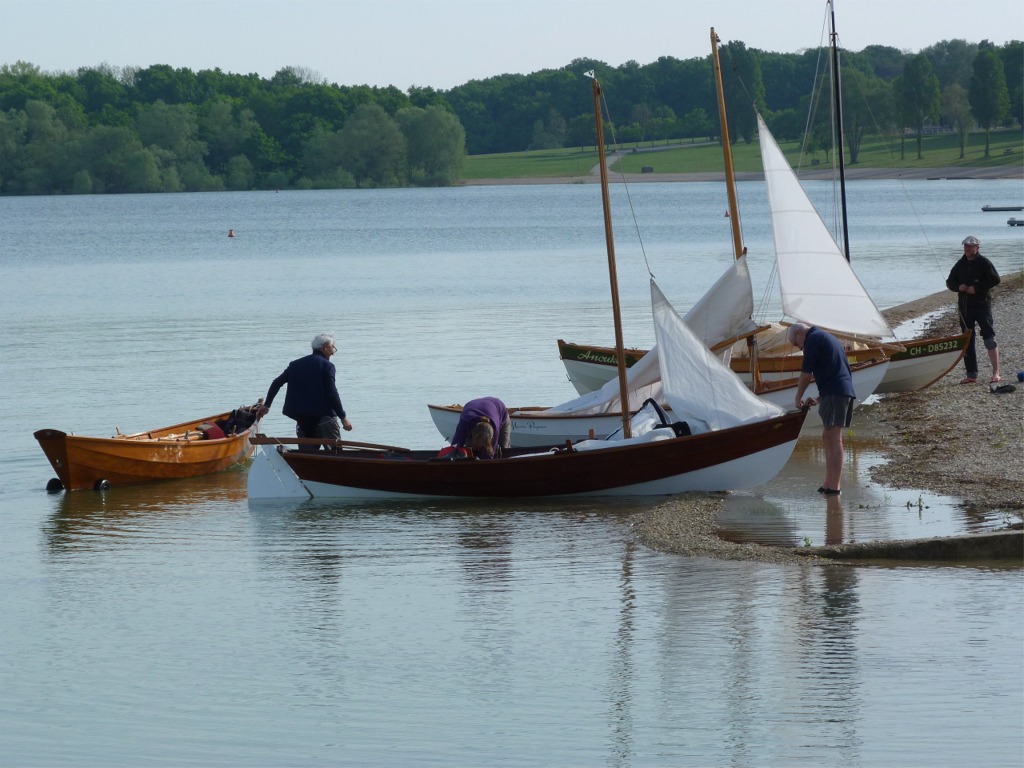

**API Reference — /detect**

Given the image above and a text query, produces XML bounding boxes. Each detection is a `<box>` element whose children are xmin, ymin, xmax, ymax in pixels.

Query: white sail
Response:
<box><xmin>653</xmin><ymin>280</ymin><xmax>784</xmax><ymax>430</ymax></box>
<box><xmin>757</xmin><ymin>114</ymin><xmax>894</xmax><ymax>339</ymax></box>
<box><xmin>547</xmin><ymin>280</ymin><xmax>783</xmax><ymax>431</ymax></box>
<box><xmin>683</xmin><ymin>253</ymin><xmax>761</xmax><ymax>347</ymax></box>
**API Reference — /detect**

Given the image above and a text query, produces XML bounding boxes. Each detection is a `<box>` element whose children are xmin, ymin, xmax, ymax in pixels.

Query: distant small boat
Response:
<box><xmin>982</xmin><ymin>205</ymin><xmax>1024</xmax><ymax>212</ymax></box>
<box><xmin>1009</xmin><ymin>217</ymin><xmax>1024</xmax><ymax>227</ymax></box>
<box><xmin>35</xmin><ymin>404</ymin><xmax>261</xmax><ymax>492</ymax></box>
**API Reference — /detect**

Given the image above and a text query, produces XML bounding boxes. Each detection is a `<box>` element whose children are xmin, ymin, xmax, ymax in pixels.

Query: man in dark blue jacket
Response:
<box><xmin>788</xmin><ymin>323</ymin><xmax>855</xmax><ymax>496</ymax></box>
<box><xmin>262</xmin><ymin>333</ymin><xmax>352</xmax><ymax>450</ymax></box>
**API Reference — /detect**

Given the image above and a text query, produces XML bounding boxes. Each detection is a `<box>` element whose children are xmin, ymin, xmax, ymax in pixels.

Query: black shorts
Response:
<box><xmin>818</xmin><ymin>395</ymin><xmax>854</xmax><ymax>429</ymax></box>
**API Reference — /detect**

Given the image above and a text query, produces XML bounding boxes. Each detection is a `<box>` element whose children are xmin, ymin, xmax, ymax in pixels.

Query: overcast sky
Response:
<box><xmin>2</xmin><ymin>0</ymin><xmax>1021</xmax><ymax>91</ymax></box>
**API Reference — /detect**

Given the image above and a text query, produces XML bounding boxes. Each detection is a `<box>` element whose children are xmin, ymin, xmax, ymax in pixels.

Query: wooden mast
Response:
<box><xmin>711</xmin><ymin>28</ymin><xmax>744</xmax><ymax>262</ymax></box>
<box><xmin>710</xmin><ymin>29</ymin><xmax>762</xmax><ymax>391</ymax></box>
<box><xmin>589</xmin><ymin>74</ymin><xmax>631</xmax><ymax>438</ymax></box>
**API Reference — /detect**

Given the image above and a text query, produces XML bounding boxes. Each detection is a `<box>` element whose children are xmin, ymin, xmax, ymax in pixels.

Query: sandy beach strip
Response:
<box><xmin>633</xmin><ymin>272</ymin><xmax>1023</xmax><ymax>563</ymax></box>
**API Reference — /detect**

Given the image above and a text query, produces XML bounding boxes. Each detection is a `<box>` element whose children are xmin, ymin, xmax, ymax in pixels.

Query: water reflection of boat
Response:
<box><xmin>45</xmin><ymin>471</ymin><xmax>248</xmax><ymax>550</ymax></box>
<box><xmin>34</xmin><ymin>405</ymin><xmax>260</xmax><ymax>492</ymax></box>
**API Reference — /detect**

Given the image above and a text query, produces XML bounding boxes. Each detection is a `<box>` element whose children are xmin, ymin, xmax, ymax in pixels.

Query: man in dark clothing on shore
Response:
<box><xmin>788</xmin><ymin>323</ymin><xmax>856</xmax><ymax>496</ymax></box>
<box><xmin>261</xmin><ymin>333</ymin><xmax>352</xmax><ymax>450</ymax></box>
<box><xmin>946</xmin><ymin>235</ymin><xmax>1002</xmax><ymax>384</ymax></box>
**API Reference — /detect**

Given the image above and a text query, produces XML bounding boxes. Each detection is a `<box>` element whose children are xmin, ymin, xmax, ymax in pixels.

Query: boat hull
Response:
<box><xmin>872</xmin><ymin>333</ymin><xmax>969</xmax><ymax>393</ymax></box>
<box><xmin>559</xmin><ymin>332</ymin><xmax>966</xmax><ymax>396</ymax></box>
<box><xmin>249</xmin><ymin>410</ymin><xmax>807</xmax><ymax>500</ymax></box>
<box><xmin>34</xmin><ymin>411</ymin><xmax>255</xmax><ymax>491</ymax></box>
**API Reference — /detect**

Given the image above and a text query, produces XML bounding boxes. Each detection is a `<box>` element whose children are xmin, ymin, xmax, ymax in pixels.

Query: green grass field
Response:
<box><xmin>462</xmin><ymin>128</ymin><xmax>1024</xmax><ymax>179</ymax></box>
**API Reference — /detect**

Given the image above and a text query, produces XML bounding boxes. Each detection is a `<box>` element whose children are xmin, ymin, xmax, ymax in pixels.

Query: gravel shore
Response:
<box><xmin>633</xmin><ymin>271</ymin><xmax>1024</xmax><ymax>563</ymax></box>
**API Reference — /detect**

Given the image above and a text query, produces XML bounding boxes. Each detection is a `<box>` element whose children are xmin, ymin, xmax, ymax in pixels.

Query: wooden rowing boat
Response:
<box><xmin>35</xmin><ymin>405</ymin><xmax>261</xmax><ymax>492</ymax></box>
<box><xmin>249</xmin><ymin>406</ymin><xmax>807</xmax><ymax>500</ymax></box>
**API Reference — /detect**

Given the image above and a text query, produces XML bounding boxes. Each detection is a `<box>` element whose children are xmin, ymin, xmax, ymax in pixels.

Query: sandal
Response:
<box><xmin>959</xmin><ymin>377</ymin><xmax>978</xmax><ymax>384</ymax></box>
<box><xmin>990</xmin><ymin>375</ymin><xmax>1002</xmax><ymax>383</ymax></box>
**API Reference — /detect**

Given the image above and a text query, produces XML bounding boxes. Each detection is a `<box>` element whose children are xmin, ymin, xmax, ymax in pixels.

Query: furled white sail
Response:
<box><xmin>548</xmin><ymin>280</ymin><xmax>783</xmax><ymax>431</ymax></box>
<box><xmin>757</xmin><ymin>114</ymin><xmax>894</xmax><ymax>339</ymax></box>
<box><xmin>653</xmin><ymin>280</ymin><xmax>784</xmax><ymax>430</ymax></box>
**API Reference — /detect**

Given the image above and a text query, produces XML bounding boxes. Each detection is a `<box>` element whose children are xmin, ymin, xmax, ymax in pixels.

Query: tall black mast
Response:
<box><xmin>829</xmin><ymin>1</ymin><xmax>852</xmax><ymax>262</ymax></box>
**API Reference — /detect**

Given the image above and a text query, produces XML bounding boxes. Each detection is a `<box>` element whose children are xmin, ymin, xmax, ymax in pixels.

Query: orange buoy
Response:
<box><xmin>228</xmin><ymin>229</ymin><xmax>235</xmax><ymax>237</ymax></box>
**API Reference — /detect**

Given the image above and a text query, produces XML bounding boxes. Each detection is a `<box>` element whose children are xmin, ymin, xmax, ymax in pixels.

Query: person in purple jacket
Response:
<box><xmin>450</xmin><ymin>397</ymin><xmax>511</xmax><ymax>459</ymax></box>
<box><xmin>788</xmin><ymin>323</ymin><xmax>855</xmax><ymax>496</ymax></box>
<box><xmin>261</xmin><ymin>333</ymin><xmax>352</xmax><ymax>451</ymax></box>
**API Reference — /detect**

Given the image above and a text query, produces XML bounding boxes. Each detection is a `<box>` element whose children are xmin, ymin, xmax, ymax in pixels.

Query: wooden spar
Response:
<box><xmin>711</xmin><ymin>28</ymin><xmax>762</xmax><ymax>391</ymax></box>
<box><xmin>711</xmin><ymin>28</ymin><xmax>744</xmax><ymax>263</ymax></box>
<box><xmin>828</xmin><ymin>0</ymin><xmax>852</xmax><ymax>262</ymax></box>
<box><xmin>589</xmin><ymin>76</ymin><xmax>631</xmax><ymax>439</ymax></box>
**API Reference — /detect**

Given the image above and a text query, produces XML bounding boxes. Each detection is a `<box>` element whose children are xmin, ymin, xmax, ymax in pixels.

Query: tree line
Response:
<box><xmin>0</xmin><ymin>37</ymin><xmax>1019</xmax><ymax>196</ymax></box>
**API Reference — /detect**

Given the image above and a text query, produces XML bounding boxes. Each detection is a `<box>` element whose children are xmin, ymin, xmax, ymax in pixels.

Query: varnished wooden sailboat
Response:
<box><xmin>35</xmin><ymin>405</ymin><xmax>261</xmax><ymax>492</ymax></box>
<box><xmin>558</xmin><ymin>331</ymin><xmax>968</xmax><ymax>396</ymax></box>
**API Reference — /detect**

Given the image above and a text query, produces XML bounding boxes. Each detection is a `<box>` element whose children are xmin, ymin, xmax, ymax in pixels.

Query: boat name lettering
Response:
<box><xmin>511</xmin><ymin>421</ymin><xmax>544</xmax><ymax>432</ymax></box>
<box><xmin>907</xmin><ymin>340</ymin><xmax>961</xmax><ymax>356</ymax></box>
<box><xmin>576</xmin><ymin>351</ymin><xmax>617</xmax><ymax>364</ymax></box>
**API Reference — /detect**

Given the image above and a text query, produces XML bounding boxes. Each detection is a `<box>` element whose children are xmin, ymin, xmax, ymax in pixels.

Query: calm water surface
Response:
<box><xmin>1</xmin><ymin>182</ymin><xmax>1022</xmax><ymax>766</ymax></box>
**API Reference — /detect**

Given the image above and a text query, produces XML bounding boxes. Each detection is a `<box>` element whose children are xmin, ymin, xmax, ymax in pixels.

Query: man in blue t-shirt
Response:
<box><xmin>787</xmin><ymin>323</ymin><xmax>855</xmax><ymax>496</ymax></box>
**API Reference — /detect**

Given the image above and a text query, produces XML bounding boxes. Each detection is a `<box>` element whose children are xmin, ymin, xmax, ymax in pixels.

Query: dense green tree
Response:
<box><xmin>199</xmin><ymin>97</ymin><xmax>259</xmax><ymax>174</ymax></box>
<box><xmin>300</xmin><ymin>124</ymin><xmax>351</xmax><ymax>187</ymax></box>
<box><xmin>338</xmin><ymin>103</ymin><xmax>406</xmax><ymax>187</ymax></box>
<box><xmin>134</xmin><ymin>64</ymin><xmax>200</xmax><ymax>104</ymax></box>
<box><xmin>765</xmin><ymin>108</ymin><xmax>802</xmax><ymax>143</ymax></box>
<box><xmin>225</xmin><ymin>154</ymin><xmax>255</xmax><ymax>190</ymax></box>
<box><xmin>397</xmin><ymin>105</ymin><xmax>465</xmax><ymax>185</ymax></box>
<box><xmin>840</xmin><ymin>68</ymin><xmax>892</xmax><ymax>163</ymax></box>
<box><xmin>969</xmin><ymin>48</ymin><xmax>1011</xmax><ymax>156</ymax></box>
<box><xmin>122</xmin><ymin>148</ymin><xmax>163</xmax><ymax>192</ymax></box>
<box><xmin>997</xmin><ymin>41</ymin><xmax>1023</xmax><ymax>125</ymax></box>
<box><xmin>858</xmin><ymin>45</ymin><xmax>906</xmax><ymax>81</ymax></box>
<box><xmin>136</xmin><ymin>100</ymin><xmax>205</xmax><ymax>161</ymax></box>
<box><xmin>0</xmin><ymin>108</ymin><xmax>28</xmax><ymax>191</ymax></box>
<box><xmin>894</xmin><ymin>54</ymin><xmax>941</xmax><ymax>158</ymax></box>
<box><xmin>718</xmin><ymin>41</ymin><xmax>765</xmax><ymax>143</ymax></box>
<box><xmin>942</xmin><ymin>83</ymin><xmax>973</xmax><ymax>158</ymax></box>
<box><xmin>528</xmin><ymin>108</ymin><xmax>567</xmax><ymax>149</ymax></box>
<box><xmin>79</xmin><ymin>124</ymin><xmax>145</xmax><ymax>193</ymax></box>
<box><xmin>566</xmin><ymin>113</ymin><xmax>596</xmax><ymax>149</ymax></box>
<box><xmin>922</xmin><ymin>40</ymin><xmax>978</xmax><ymax>90</ymax></box>
<box><xmin>679</xmin><ymin>107</ymin><xmax>714</xmax><ymax>141</ymax></box>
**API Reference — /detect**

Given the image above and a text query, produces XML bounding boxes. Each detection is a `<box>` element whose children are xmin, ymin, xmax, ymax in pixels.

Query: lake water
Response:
<box><xmin>1</xmin><ymin>180</ymin><xmax>1022</xmax><ymax>766</ymax></box>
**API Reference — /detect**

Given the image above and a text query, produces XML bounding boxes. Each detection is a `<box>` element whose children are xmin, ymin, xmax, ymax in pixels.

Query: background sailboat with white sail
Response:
<box><xmin>559</xmin><ymin>16</ymin><xmax>966</xmax><ymax>398</ymax></box>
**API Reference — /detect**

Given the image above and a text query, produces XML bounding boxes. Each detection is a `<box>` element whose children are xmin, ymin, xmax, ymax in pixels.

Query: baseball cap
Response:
<box><xmin>962</xmin><ymin>235</ymin><xmax>980</xmax><ymax>246</ymax></box>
